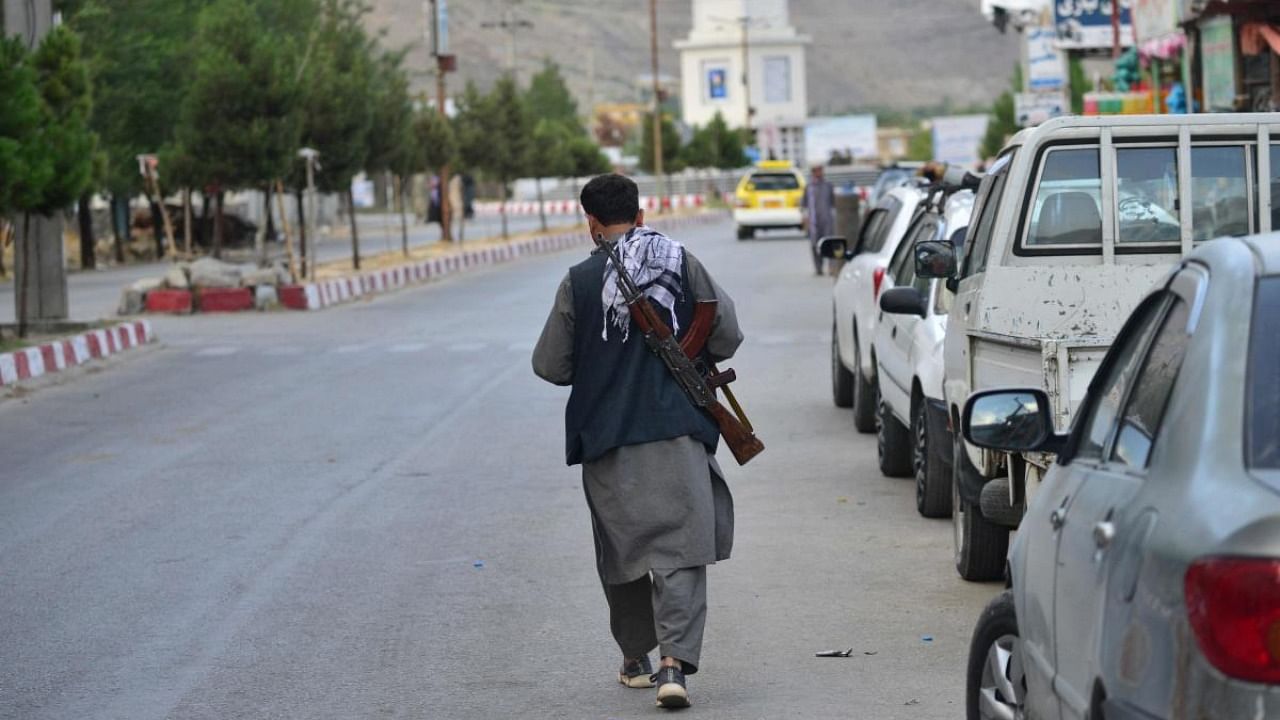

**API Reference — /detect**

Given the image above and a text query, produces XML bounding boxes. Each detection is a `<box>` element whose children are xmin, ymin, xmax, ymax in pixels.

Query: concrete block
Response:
<box><xmin>197</xmin><ymin>287</ymin><xmax>253</xmax><ymax>313</ymax></box>
<box><xmin>145</xmin><ymin>289</ymin><xmax>193</xmax><ymax>314</ymax></box>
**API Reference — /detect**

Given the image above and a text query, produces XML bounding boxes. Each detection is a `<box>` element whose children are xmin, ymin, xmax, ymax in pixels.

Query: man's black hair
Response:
<box><xmin>580</xmin><ymin>174</ymin><xmax>640</xmax><ymax>226</ymax></box>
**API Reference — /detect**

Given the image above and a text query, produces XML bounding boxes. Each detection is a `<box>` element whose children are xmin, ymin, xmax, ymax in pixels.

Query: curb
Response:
<box><xmin>0</xmin><ymin>320</ymin><xmax>155</xmax><ymax>388</ymax></box>
<box><xmin>277</xmin><ymin>210</ymin><xmax>728</xmax><ymax>312</ymax></box>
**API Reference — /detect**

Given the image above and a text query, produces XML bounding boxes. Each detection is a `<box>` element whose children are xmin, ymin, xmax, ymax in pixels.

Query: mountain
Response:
<box><xmin>364</xmin><ymin>0</ymin><xmax>1024</xmax><ymax>116</ymax></box>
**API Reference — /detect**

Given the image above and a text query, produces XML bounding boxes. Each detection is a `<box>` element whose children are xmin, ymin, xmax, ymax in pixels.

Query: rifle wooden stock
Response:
<box><xmin>708</xmin><ymin>401</ymin><xmax>765</xmax><ymax>465</ymax></box>
<box><xmin>679</xmin><ymin>300</ymin><xmax>718</xmax><ymax>359</ymax></box>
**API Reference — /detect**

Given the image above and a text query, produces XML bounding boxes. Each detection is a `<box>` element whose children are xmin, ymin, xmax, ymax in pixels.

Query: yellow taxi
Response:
<box><xmin>733</xmin><ymin>160</ymin><xmax>806</xmax><ymax>240</ymax></box>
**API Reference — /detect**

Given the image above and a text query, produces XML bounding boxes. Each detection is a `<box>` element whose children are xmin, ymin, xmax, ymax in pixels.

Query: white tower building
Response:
<box><xmin>674</xmin><ymin>0</ymin><xmax>811</xmax><ymax>163</ymax></box>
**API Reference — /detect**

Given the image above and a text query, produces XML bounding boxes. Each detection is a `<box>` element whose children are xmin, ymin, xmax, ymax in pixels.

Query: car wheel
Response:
<box><xmin>851</xmin><ymin>333</ymin><xmax>876</xmax><ymax>433</ymax></box>
<box><xmin>953</xmin><ymin>433</ymin><xmax>1008</xmax><ymax>582</ymax></box>
<box><xmin>966</xmin><ymin>590</ymin><xmax>1025</xmax><ymax>720</ymax></box>
<box><xmin>877</xmin><ymin>388</ymin><xmax>912</xmax><ymax>477</ymax></box>
<box><xmin>831</xmin><ymin>323</ymin><xmax>853</xmax><ymax>408</ymax></box>
<box><xmin>736</xmin><ymin>225</ymin><xmax>753</xmax><ymax>240</ymax></box>
<box><xmin>914</xmin><ymin>401</ymin><xmax>952</xmax><ymax>518</ymax></box>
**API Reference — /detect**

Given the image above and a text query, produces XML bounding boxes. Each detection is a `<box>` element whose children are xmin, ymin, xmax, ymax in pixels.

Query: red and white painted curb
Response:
<box><xmin>0</xmin><ymin>320</ymin><xmax>155</xmax><ymax>388</ymax></box>
<box><xmin>474</xmin><ymin>194</ymin><xmax>706</xmax><ymax>217</ymax></box>
<box><xmin>278</xmin><ymin>210</ymin><xmax>727</xmax><ymax>311</ymax></box>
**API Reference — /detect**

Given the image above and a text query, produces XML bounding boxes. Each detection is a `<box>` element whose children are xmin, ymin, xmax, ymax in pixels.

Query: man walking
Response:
<box><xmin>532</xmin><ymin>174</ymin><xmax>741</xmax><ymax>710</ymax></box>
<box><xmin>802</xmin><ymin>165</ymin><xmax>836</xmax><ymax>275</ymax></box>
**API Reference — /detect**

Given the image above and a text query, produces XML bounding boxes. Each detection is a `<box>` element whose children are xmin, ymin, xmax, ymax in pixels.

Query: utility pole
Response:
<box><xmin>649</xmin><ymin>0</ymin><xmax>665</xmax><ymax>213</ymax></box>
<box><xmin>5</xmin><ymin>0</ymin><xmax>67</xmax><ymax>330</ymax></box>
<box><xmin>299</xmin><ymin>148</ymin><xmax>320</xmax><ymax>281</ymax></box>
<box><xmin>429</xmin><ymin>0</ymin><xmax>455</xmax><ymax>242</ymax></box>
<box><xmin>480</xmin><ymin>5</ymin><xmax>533</xmax><ymax>80</ymax></box>
<box><xmin>739</xmin><ymin>17</ymin><xmax>752</xmax><ymax>138</ymax></box>
<box><xmin>1111</xmin><ymin>0</ymin><xmax>1121</xmax><ymax>59</ymax></box>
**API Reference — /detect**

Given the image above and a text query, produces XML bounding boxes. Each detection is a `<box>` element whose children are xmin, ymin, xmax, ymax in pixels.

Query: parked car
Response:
<box><xmin>961</xmin><ymin>234</ymin><xmax>1280</xmax><ymax>720</ymax></box>
<box><xmin>823</xmin><ymin>183</ymin><xmax>926</xmax><ymax>432</ymax></box>
<box><xmin>915</xmin><ymin>112</ymin><xmax>1280</xmax><ymax>581</ymax></box>
<box><xmin>874</xmin><ymin>188</ymin><xmax>974</xmax><ymax>518</ymax></box>
<box><xmin>733</xmin><ymin>160</ymin><xmax>805</xmax><ymax>239</ymax></box>
<box><xmin>866</xmin><ymin>164</ymin><xmax>922</xmax><ymax>208</ymax></box>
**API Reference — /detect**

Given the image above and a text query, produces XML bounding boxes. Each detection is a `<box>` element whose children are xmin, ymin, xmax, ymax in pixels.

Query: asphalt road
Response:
<box><xmin>0</xmin><ymin>212</ymin><xmax>553</xmax><ymax>324</ymax></box>
<box><xmin>0</xmin><ymin>217</ymin><xmax>997</xmax><ymax>719</ymax></box>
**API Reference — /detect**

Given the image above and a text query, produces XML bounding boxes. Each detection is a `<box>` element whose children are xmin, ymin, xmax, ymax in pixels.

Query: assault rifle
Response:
<box><xmin>595</xmin><ymin>232</ymin><xmax>764</xmax><ymax>466</ymax></box>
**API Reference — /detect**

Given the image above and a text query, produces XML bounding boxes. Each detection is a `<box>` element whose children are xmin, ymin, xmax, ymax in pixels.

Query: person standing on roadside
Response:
<box><xmin>532</xmin><ymin>173</ymin><xmax>742</xmax><ymax>710</ymax></box>
<box><xmin>802</xmin><ymin>165</ymin><xmax>836</xmax><ymax>275</ymax></box>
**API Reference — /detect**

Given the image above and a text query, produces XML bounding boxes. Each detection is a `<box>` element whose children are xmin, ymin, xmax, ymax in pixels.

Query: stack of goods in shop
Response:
<box><xmin>1083</xmin><ymin>91</ymin><xmax>1156</xmax><ymax>115</ymax></box>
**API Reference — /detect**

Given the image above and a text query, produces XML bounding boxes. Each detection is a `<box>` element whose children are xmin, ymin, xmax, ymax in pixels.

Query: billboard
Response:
<box><xmin>1026</xmin><ymin>25</ymin><xmax>1066</xmax><ymax>92</ymax></box>
<box><xmin>1054</xmin><ymin>0</ymin><xmax>1134</xmax><ymax>50</ymax></box>
<box><xmin>1015</xmin><ymin>92</ymin><xmax>1068</xmax><ymax>127</ymax></box>
<box><xmin>804</xmin><ymin>115</ymin><xmax>878</xmax><ymax>166</ymax></box>
<box><xmin>707</xmin><ymin>67</ymin><xmax>728</xmax><ymax>100</ymax></box>
<box><xmin>931</xmin><ymin>115</ymin><xmax>990</xmax><ymax>168</ymax></box>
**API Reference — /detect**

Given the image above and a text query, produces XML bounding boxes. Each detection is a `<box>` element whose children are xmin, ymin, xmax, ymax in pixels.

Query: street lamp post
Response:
<box><xmin>299</xmin><ymin>148</ymin><xmax>321</xmax><ymax>281</ymax></box>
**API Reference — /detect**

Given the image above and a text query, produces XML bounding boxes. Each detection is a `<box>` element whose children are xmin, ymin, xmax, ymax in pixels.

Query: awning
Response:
<box><xmin>1241</xmin><ymin>21</ymin><xmax>1280</xmax><ymax>55</ymax></box>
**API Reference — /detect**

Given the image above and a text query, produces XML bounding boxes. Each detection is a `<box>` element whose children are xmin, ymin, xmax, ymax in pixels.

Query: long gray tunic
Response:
<box><xmin>803</xmin><ymin>179</ymin><xmax>836</xmax><ymax>244</ymax></box>
<box><xmin>532</xmin><ymin>247</ymin><xmax>742</xmax><ymax>585</ymax></box>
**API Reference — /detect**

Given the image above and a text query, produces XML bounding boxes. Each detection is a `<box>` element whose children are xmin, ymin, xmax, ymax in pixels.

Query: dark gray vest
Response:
<box><xmin>563</xmin><ymin>249</ymin><xmax>720</xmax><ymax>465</ymax></box>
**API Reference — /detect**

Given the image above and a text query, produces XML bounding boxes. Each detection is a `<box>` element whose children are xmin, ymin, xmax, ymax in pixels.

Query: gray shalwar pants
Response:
<box><xmin>602</xmin><ymin>566</ymin><xmax>707</xmax><ymax>674</ymax></box>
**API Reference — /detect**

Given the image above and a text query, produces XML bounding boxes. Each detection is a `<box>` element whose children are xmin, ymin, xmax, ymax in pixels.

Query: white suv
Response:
<box><xmin>874</xmin><ymin>190</ymin><xmax>973</xmax><ymax>519</ymax></box>
<box><xmin>824</xmin><ymin>184</ymin><xmax>925</xmax><ymax>432</ymax></box>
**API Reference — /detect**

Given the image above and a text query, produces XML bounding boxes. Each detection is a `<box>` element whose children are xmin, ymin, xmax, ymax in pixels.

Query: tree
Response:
<box><xmin>69</xmin><ymin>0</ymin><xmax>201</xmax><ymax>258</ymax></box>
<box><xmin>5</xmin><ymin>28</ymin><xmax>96</xmax><ymax>336</ymax></box>
<box><xmin>455</xmin><ymin>75</ymin><xmax>531</xmax><ymax>239</ymax></box>
<box><xmin>980</xmin><ymin>91</ymin><xmax>1016</xmax><ymax>161</ymax></box>
<box><xmin>1069</xmin><ymin>55</ymin><xmax>1092</xmax><ymax>115</ymax></box>
<box><xmin>526</xmin><ymin>60</ymin><xmax>580</xmax><ymax>132</ymax></box>
<box><xmin>638</xmin><ymin>112</ymin><xmax>682</xmax><ymax>174</ymax></box>
<box><xmin>680</xmin><ymin>111</ymin><xmax>746</xmax><ymax>169</ymax></box>
<box><xmin>365</xmin><ymin>52</ymin><xmax>417</xmax><ymax>255</ymax></box>
<box><xmin>295</xmin><ymin>0</ymin><xmax>375</xmax><ymax>268</ymax></box>
<box><xmin>906</xmin><ymin>123</ymin><xmax>933</xmax><ymax>161</ymax></box>
<box><xmin>175</xmin><ymin>0</ymin><xmax>303</xmax><ymax>257</ymax></box>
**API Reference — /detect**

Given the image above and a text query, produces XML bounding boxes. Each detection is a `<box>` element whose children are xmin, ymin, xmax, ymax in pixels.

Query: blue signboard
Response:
<box><xmin>1054</xmin><ymin>0</ymin><xmax>1134</xmax><ymax>49</ymax></box>
<box><xmin>707</xmin><ymin>68</ymin><xmax>727</xmax><ymax>100</ymax></box>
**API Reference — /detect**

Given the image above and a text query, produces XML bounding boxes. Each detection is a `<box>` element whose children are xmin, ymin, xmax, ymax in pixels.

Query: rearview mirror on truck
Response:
<box><xmin>914</xmin><ymin>240</ymin><xmax>956</xmax><ymax>279</ymax></box>
<box><xmin>962</xmin><ymin>389</ymin><xmax>1064</xmax><ymax>454</ymax></box>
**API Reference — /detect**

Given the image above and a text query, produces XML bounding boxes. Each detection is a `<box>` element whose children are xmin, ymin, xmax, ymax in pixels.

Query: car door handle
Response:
<box><xmin>1050</xmin><ymin>508</ymin><xmax>1066</xmax><ymax>530</ymax></box>
<box><xmin>1093</xmin><ymin>521</ymin><xmax>1116</xmax><ymax>549</ymax></box>
<box><xmin>891</xmin><ymin>326</ymin><xmax>897</xmax><ymax>339</ymax></box>
<box><xmin>964</xmin><ymin>302</ymin><xmax>972</xmax><ymax>314</ymax></box>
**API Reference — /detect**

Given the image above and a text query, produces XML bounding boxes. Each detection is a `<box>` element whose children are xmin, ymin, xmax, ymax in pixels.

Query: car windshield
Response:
<box><xmin>750</xmin><ymin>173</ymin><xmax>800</xmax><ymax>191</ymax></box>
<box><xmin>1247</xmin><ymin>277</ymin><xmax>1280</xmax><ymax>482</ymax></box>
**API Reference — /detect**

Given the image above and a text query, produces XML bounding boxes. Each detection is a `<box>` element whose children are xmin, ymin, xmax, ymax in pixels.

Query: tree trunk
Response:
<box><xmin>77</xmin><ymin>192</ymin><xmax>95</xmax><ymax>270</ymax></box>
<box><xmin>111</xmin><ymin>194</ymin><xmax>127</xmax><ymax>263</ymax></box>
<box><xmin>536</xmin><ymin>176</ymin><xmax>547</xmax><ymax>232</ymax></box>
<box><xmin>182</xmin><ymin>188</ymin><xmax>193</xmax><ymax>258</ymax></box>
<box><xmin>198</xmin><ymin>190</ymin><xmax>211</xmax><ymax>251</ymax></box>
<box><xmin>258</xmin><ymin>183</ymin><xmax>271</xmax><ymax>267</ymax></box>
<box><xmin>347</xmin><ymin>187</ymin><xmax>361</xmax><ymax>270</ymax></box>
<box><xmin>148</xmin><ymin>198</ymin><xmax>165</xmax><ymax>258</ymax></box>
<box><xmin>17</xmin><ymin>214</ymin><xmax>30</xmax><ymax>338</ymax></box>
<box><xmin>213</xmin><ymin>188</ymin><xmax>224</xmax><ymax>259</ymax></box>
<box><xmin>296</xmin><ymin>188</ymin><xmax>307</xmax><ymax>278</ymax></box>
<box><xmin>500</xmin><ymin>179</ymin><xmax>509</xmax><ymax>239</ymax></box>
<box><xmin>0</xmin><ymin>219</ymin><xmax>8</xmax><ymax>277</ymax></box>
<box><xmin>397</xmin><ymin>174</ymin><xmax>409</xmax><ymax>257</ymax></box>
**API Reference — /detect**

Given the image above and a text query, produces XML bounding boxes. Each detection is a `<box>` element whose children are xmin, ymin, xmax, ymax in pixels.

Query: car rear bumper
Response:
<box><xmin>734</xmin><ymin>208</ymin><xmax>803</xmax><ymax>227</ymax></box>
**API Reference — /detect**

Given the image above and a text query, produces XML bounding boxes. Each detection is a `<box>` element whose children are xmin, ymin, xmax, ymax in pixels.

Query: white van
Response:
<box><xmin>915</xmin><ymin>113</ymin><xmax>1280</xmax><ymax>581</ymax></box>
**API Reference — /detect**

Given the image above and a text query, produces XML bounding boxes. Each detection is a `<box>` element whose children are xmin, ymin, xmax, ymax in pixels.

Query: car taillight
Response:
<box><xmin>873</xmin><ymin>267</ymin><xmax>886</xmax><ymax>299</ymax></box>
<box><xmin>1185</xmin><ymin>556</ymin><xmax>1280</xmax><ymax>684</ymax></box>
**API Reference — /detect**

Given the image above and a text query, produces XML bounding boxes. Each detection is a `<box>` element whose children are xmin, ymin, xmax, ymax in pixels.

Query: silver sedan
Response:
<box><xmin>960</xmin><ymin>234</ymin><xmax>1280</xmax><ymax>720</ymax></box>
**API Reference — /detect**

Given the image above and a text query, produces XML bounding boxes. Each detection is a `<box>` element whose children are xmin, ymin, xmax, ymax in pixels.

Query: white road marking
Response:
<box><xmin>446</xmin><ymin>342</ymin><xmax>487</xmax><ymax>352</ymax></box>
<box><xmin>388</xmin><ymin>343</ymin><xmax>428</xmax><ymax>353</ymax></box>
<box><xmin>194</xmin><ymin>347</ymin><xmax>239</xmax><ymax>357</ymax></box>
<box><xmin>332</xmin><ymin>344</ymin><xmax>369</xmax><ymax>354</ymax></box>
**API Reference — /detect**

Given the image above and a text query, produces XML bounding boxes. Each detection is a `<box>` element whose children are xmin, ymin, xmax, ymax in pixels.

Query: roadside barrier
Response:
<box><xmin>0</xmin><ymin>320</ymin><xmax>155</xmax><ymax>388</ymax></box>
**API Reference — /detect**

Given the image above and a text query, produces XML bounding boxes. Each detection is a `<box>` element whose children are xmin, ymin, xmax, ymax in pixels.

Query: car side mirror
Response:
<box><xmin>879</xmin><ymin>287</ymin><xmax>927</xmax><ymax>317</ymax></box>
<box><xmin>962</xmin><ymin>389</ymin><xmax>1064</xmax><ymax>454</ymax></box>
<box><xmin>818</xmin><ymin>235</ymin><xmax>848</xmax><ymax>259</ymax></box>
<box><xmin>914</xmin><ymin>240</ymin><xmax>957</xmax><ymax>279</ymax></box>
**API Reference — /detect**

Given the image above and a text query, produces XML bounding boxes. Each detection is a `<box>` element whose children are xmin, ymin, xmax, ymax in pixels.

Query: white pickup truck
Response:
<box><xmin>915</xmin><ymin>113</ymin><xmax>1280</xmax><ymax>581</ymax></box>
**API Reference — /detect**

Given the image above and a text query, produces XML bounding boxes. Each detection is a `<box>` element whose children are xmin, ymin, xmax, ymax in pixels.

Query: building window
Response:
<box><xmin>764</xmin><ymin>56</ymin><xmax>790</xmax><ymax>104</ymax></box>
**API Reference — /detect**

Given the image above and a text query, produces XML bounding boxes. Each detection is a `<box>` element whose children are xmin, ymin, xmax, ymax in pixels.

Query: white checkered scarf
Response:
<box><xmin>601</xmin><ymin>226</ymin><xmax>685</xmax><ymax>342</ymax></box>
